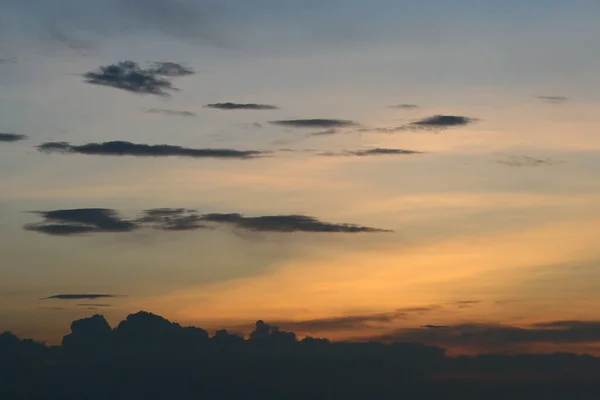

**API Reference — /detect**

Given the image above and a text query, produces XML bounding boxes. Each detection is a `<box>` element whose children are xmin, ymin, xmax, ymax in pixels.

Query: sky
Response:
<box><xmin>1</xmin><ymin>0</ymin><xmax>600</xmax><ymax>355</ymax></box>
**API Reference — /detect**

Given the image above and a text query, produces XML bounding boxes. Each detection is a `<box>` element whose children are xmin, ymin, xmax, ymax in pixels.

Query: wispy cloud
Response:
<box><xmin>205</xmin><ymin>103</ymin><xmax>279</xmax><ymax>110</ymax></box>
<box><xmin>24</xmin><ymin>208</ymin><xmax>137</xmax><ymax>236</ymax></box>
<box><xmin>535</xmin><ymin>95</ymin><xmax>569</xmax><ymax>104</ymax></box>
<box><xmin>0</xmin><ymin>133</ymin><xmax>28</xmax><ymax>142</ymax></box>
<box><xmin>136</xmin><ymin>208</ymin><xmax>206</xmax><ymax>231</ymax></box>
<box><xmin>37</xmin><ymin>141</ymin><xmax>263</xmax><ymax>159</ymax></box>
<box><xmin>320</xmin><ymin>148</ymin><xmax>422</xmax><ymax>157</ymax></box>
<box><xmin>389</xmin><ymin>104</ymin><xmax>419</xmax><ymax>109</ymax></box>
<box><xmin>42</xmin><ymin>294</ymin><xmax>117</xmax><ymax>300</ymax></box>
<box><xmin>146</xmin><ymin>109</ymin><xmax>197</xmax><ymax>117</ymax></box>
<box><xmin>495</xmin><ymin>155</ymin><xmax>563</xmax><ymax>167</ymax></box>
<box><xmin>270</xmin><ymin>119</ymin><xmax>357</xmax><ymax>129</ymax></box>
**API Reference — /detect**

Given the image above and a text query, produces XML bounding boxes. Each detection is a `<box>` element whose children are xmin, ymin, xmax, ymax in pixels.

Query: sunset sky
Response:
<box><xmin>2</xmin><ymin>0</ymin><xmax>600</xmax><ymax>354</ymax></box>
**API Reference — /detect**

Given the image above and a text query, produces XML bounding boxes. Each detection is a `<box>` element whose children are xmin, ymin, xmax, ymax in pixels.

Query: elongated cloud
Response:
<box><xmin>24</xmin><ymin>208</ymin><xmax>137</xmax><ymax>236</ymax></box>
<box><xmin>37</xmin><ymin>141</ymin><xmax>263</xmax><ymax>159</ymax></box>
<box><xmin>0</xmin><ymin>133</ymin><xmax>27</xmax><ymax>142</ymax></box>
<box><xmin>389</xmin><ymin>104</ymin><xmax>419</xmax><ymax>109</ymax></box>
<box><xmin>148</xmin><ymin>61</ymin><xmax>194</xmax><ymax>77</ymax></box>
<box><xmin>136</xmin><ymin>208</ymin><xmax>206</xmax><ymax>231</ymax></box>
<box><xmin>200</xmin><ymin>213</ymin><xmax>391</xmax><ymax>233</ymax></box>
<box><xmin>321</xmin><ymin>148</ymin><xmax>422</xmax><ymax>157</ymax></box>
<box><xmin>205</xmin><ymin>103</ymin><xmax>278</xmax><ymax>110</ymax></box>
<box><xmin>270</xmin><ymin>119</ymin><xmax>357</xmax><ymax>129</ymax></box>
<box><xmin>43</xmin><ymin>294</ymin><xmax>117</xmax><ymax>300</ymax></box>
<box><xmin>410</xmin><ymin>115</ymin><xmax>474</xmax><ymax>128</ymax></box>
<box><xmin>536</xmin><ymin>95</ymin><xmax>569</xmax><ymax>104</ymax></box>
<box><xmin>146</xmin><ymin>109</ymin><xmax>197</xmax><ymax>117</ymax></box>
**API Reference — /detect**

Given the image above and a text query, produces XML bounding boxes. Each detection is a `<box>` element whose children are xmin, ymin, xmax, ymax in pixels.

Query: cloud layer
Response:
<box><xmin>0</xmin><ymin>133</ymin><xmax>27</xmax><ymax>142</ymax></box>
<box><xmin>37</xmin><ymin>141</ymin><xmax>262</xmax><ymax>159</ymax></box>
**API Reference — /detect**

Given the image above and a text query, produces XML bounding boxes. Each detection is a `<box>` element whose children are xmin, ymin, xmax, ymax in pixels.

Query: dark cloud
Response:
<box><xmin>147</xmin><ymin>61</ymin><xmax>194</xmax><ymax>77</ymax></box>
<box><xmin>270</xmin><ymin>119</ymin><xmax>357</xmax><ymax>129</ymax></box>
<box><xmin>271</xmin><ymin>312</ymin><xmax>407</xmax><ymax>333</ymax></box>
<box><xmin>389</xmin><ymin>104</ymin><xmax>419</xmax><ymax>109</ymax></box>
<box><xmin>0</xmin><ymin>133</ymin><xmax>27</xmax><ymax>142</ymax></box>
<box><xmin>77</xmin><ymin>304</ymin><xmax>113</xmax><ymax>307</ymax></box>
<box><xmin>136</xmin><ymin>208</ymin><xmax>206</xmax><ymax>231</ymax></box>
<box><xmin>146</xmin><ymin>108</ymin><xmax>197</xmax><ymax>117</ymax></box>
<box><xmin>321</xmin><ymin>148</ymin><xmax>422</xmax><ymax>157</ymax></box>
<box><xmin>200</xmin><ymin>213</ymin><xmax>391</xmax><ymax>233</ymax></box>
<box><xmin>536</xmin><ymin>95</ymin><xmax>569</xmax><ymax>104</ymax></box>
<box><xmin>83</xmin><ymin>61</ymin><xmax>193</xmax><ymax>96</ymax></box>
<box><xmin>43</xmin><ymin>294</ymin><xmax>117</xmax><ymax>300</ymax></box>
<box><xmin>205</xmin><ymin>103</ymin><xmax>278</xmax><ymax>110</ymax></box>
<box><xmin>372</xmin><ymin>320</ymin><xmax>600</xmax><ymax>352</ymax></box>
<box><xmin>37</xmin><ymin>141</ymin><xmax>263</xmax><ymax>159</ymax></box>
<box><xmin>309</xmin><ymin>128</ymin><xmax>339</xmax><ymax>136</ymax></box>
<box><xmin>496</xmin><ymin>155</ymin><xmax>563</xmax><ymax>167</ymax></box>
<box><xmin>25</xmin><ymin>208</ymin><xmax>137</xmax><ymax>236</ymax></box>
<box><xmin>410</xmin><ymin>115</ymin><xmax>474</xmax><ymax>128</ymax></box>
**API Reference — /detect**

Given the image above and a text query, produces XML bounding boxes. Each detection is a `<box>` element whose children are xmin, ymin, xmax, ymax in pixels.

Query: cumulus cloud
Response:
<box><xmin>43</xmin><ymin>294</ymin><xmax>117</xmax><ymax>300</ymax></box>
<box><xmin>205</xmin><ymin>103</ymin><xmax>279</xmax><ymax>110</ymax></box>
<box><xmin>0</xmin><ymin>133</ymin><xmax>27</xmax><ymax>142</ymax></box>
<box><xmin>37</xmin><ymin>141</ymin><xmax>263</xmax><ymax>159</ymax></box>
<box><xmin>320</xmin><ymin>148</ymin><xmax>422</xmax><ymax>157</ymax></box>
<box><xmin>25</xmin><ymin>208</ymin><xmax>137</xmax><ymax>236</ymax></box>
<box><xmin>200</xmin><ymin>213</ymin><xmax>391</xmax><ymax>233</ymax></box>
<box><xmin>146</xmin><ymin>109</ymin><xmax>197</xmax><ymax>117</ymax></box>
<box><xmin>147</xmin><ymin>61</ymin><xmax>194</xmax><ymax>76</ymax></box>
<box><xmin>536</xmin><ymin>95</ymin><xmax>569</xmax><ymax>104</ymax></box>
<box><xmin>270</xmin><ymin>119</ymin><xmax>357</xmax><ymax>129</ymax></box>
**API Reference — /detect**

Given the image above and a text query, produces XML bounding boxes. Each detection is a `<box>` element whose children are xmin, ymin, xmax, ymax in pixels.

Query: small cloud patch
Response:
<box><xmin>206</xmin><ymin>103</ymin><xmax>278</xmax><ymax>110</ymax></box>
<box><xmin>0</xmin><ymin>133</ymin><xmax>28</xmax><ymax>142</ymax></box>
<box><xmin>146</xmin><ymin>109</ymin><xmax>197</xmax><ymax>117</ymax></box>
<box><xmin>270</xmin><ymin>119</ymin><xmax>357</xmax><ymax>129</ymax></box>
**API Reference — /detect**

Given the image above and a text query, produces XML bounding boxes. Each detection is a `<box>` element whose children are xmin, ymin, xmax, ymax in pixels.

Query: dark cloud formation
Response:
<box><xmin>147</xmin><ymin>61</ymin><xmax>194</xmax><ymax>77</ymax></box>
<box><xmin>146</xmin><ymin>108</ymin><xmax>197</xmax><ymax>117</ymax></box>
<box><xmin>4</xmin><ymin>311</ymin><xmax>600</xmax><ymax>400</ymax></box>
<box><xmin>37</xmin><ymin>141</ymin><xmax>263</xmax><ymax>159</ymax></box>
<box><xmin>200</xmin><ymin>213</ymin><xmax>391</xmax><ymax>233</ymax></box>
<box><xmin>321</xmin><ymin>148</ymin><xmax>422</xmax><ymax>157</ymax></box>
<box><xmin>496</xmin><ymin>155</ymin><xmax>563</xmax><ymax>167</ymax></box>
<box><xmin>25</xmin><ymin>208</ymin><xmax>136</xmax><ymax>236</ymax></box>
<box><xmin>0</xmin><ymin>133</ymin><xmax>27</xmax><ymax>142</ymax></box>
<box><xmin>43</xmin><ymin>294</ymin><xmax>116</xmax><ymax>300</ymax></box>
<box><xmin>271</xmin><ymin>311</ymin><xmax>406</xmax><ymax>332</ymax></box>
<box><xmin>389</xmin><ymin>104</ymin><xmax>419</xmax><ymax>109</ymax></box>
<box><xmin>25</xmin><ymin>208</ymin><xmax>390</xmax><ymax>236</ymax></box>
<box><xmin>270</xmin><ymin>119</ymin><xmax>357</xmax><ymax>129</ymax></box>
<box><xmin>536</xmin><ymin>95</ymin><xmax>569</xmax><ymax>104</ymax></box>
<box><xmin>205</xmin><ymin>103</ymin><xmax>278</xmax><ymax>110</ymax></box>
<box><xmin>83</xmin><ymin>61</ymin><xmax>178</xmax><ymax>96</ymax></box>
<box><xmin>136</xmin><ymin>208</ymin><xmax>206</xmax><ymax>231</ymax></box>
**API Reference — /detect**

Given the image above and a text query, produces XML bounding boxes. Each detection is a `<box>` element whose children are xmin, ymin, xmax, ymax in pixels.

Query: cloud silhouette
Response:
<box><xmin>147</xmin><ymin>62</ymin><xmax>194</xmax><ymax>77</ymax></box>
<box><xmin>146</xmin><ymin>109</ymin><xmax>197</xmax><ymax>117</ymax></box>
<box><xmin>410</xmin><ymin>115</ymin><xmax>474</xmax><ymax>128</ymax></box>
<box><xmin>0</xmin><ymin>133</ymin><xmax>27</xmax><ymax>142</ymax></box>
<box><xmin>37</xmin><ymin>141</ymin><xmax>263</xmax><ymax>159</ymax></box>
<box><xmin>136</xmin><ymin>208</ymin><xmax>206</xmax><ymax>231</ymax></box>
<box><xmin>200</xmin><ymin>213</ymin><xmax>391</xmax><ymax>233</ymax></box>
<box><xmin>271</xmin><ymin>311</ymin><xmax>407</xmax><ymax>332</ymax></box>
<box><xmin>205</xmin><ymin>103</ymin><xmax>279</xmax><ymax>110</ymax></box>
<box><xmin>321</xmin><ymin>148</ymin><xmax>422</xmax><ymax>157</ymax></box>
<box><xmin>43</xmin><ymin>294</ymin><xmax>117</xmax><ymax>300</ymax></box>
<box><xmin>496</xmin><ymin>155</ymin><xmax>563</xmax><ymax>167</ymax></box>
<box><xmin>83</xmin><ymin>61</ymin><xmax>182</xmax><ymax>96</ymax></box>
<box><xmin>270</xmin><ymin>119</ymin><xmax>357</xmax><ymax>129</ymax></box>
<box><xmin>536</xmin><ymin>96</ymin><xmax>569</xmax><ymax>104</ymax></box>
<box><xmin>309</xmin><ymin>128</ymin><xmax>339</xmax><ymax>136</ymax></box>
<box><xmin>389</xmin><ymin>104</ymin><xmax>419</xmax><ymax>109</ymax></box>
<box><xmin>25</xmin><ymin>208</ymin><xmax>137</xmax><ymax>236</ymax></box>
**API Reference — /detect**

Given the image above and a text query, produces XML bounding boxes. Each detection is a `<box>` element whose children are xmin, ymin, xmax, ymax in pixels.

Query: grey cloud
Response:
<box><xmin>37</xmin><ymin>141</ymin><xmax>263</xmax><ymax>159</ymax></box>
<box><xmin>25</xmin><ymin>208</ymin><xmax>137</xmax><ymax>236</ymax></box>
<box><xmin>146</xmin><ymin>108</ymin><xmax>197</xmax><ymax>117</ymax></box>
<box><xmin>0</xmin><ymin>133</ymin><xmax>27</xmax><ymax>142</ymax></box>
<box><xmin>320</xmin><ymin>148</ymin><xmax>422</xmax><ymax>157</ymax></box>
<box><xmin>43</xmin><ymin>294</ymin><xmax>117</xmax><ymax>300</ymax></box>
<box><xmin>536</xmin><ymin>95</ymin><xmax>569</xmax><ymax>104</ymax></box>
<box><xmin>205</xmin><ymin>103</ymin><xmax>278</xmax><ymax>110</ymax></box>
<box><xmin>83</xmin><ymin>61</ymin><xmax>191</xmax><ymax>96</ymax></box>
<box><xmin>200</xmin><ymin>213</ymin><xmax>391</xmax><ymax>233</ymax></box>
<box><xmin>421</xmin><ymin>325</ymin><xmax>448</xmax><ymax>329</ymax></box>
<box><xmin>148</xmin><ymin>61</ymin><xmax>194</xmax><ymax>77</ymax></box>
<box><xmin>270</xmin><ymin>119</ymin><xmax>357</xmax><ymax>129</ymax></box>
<box><xmin>389</xmin><ymin>104</ymin><xmax>419</xmax><ymax>109</ymax></box>
<box><xmin>496</xmin><ymin>155</ymin><xmax>563</xmax><ymax>167</ymax></box>
<box><xmin>410</xmin><ymin>115</ymin><xmax>474</xmax><ymax>128</ymax></box>
<box><xmin>271</xmin><ymin>312</ymin><xmax>407</xmax><ymax>333</ymax></box>
<box><xmin>136</xmin><ymin>208</ymin><xmax>206</xmax><ymax>231</ymax></box>
<box><xmin>77</xmin><ymin>304</ymin><xmax>113</xmax><ymax>307</ymax></box>
<box><xmin>309</xmin><ymin>129</ymin><xmax>338</xmax><ymax>136</ymax></box>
